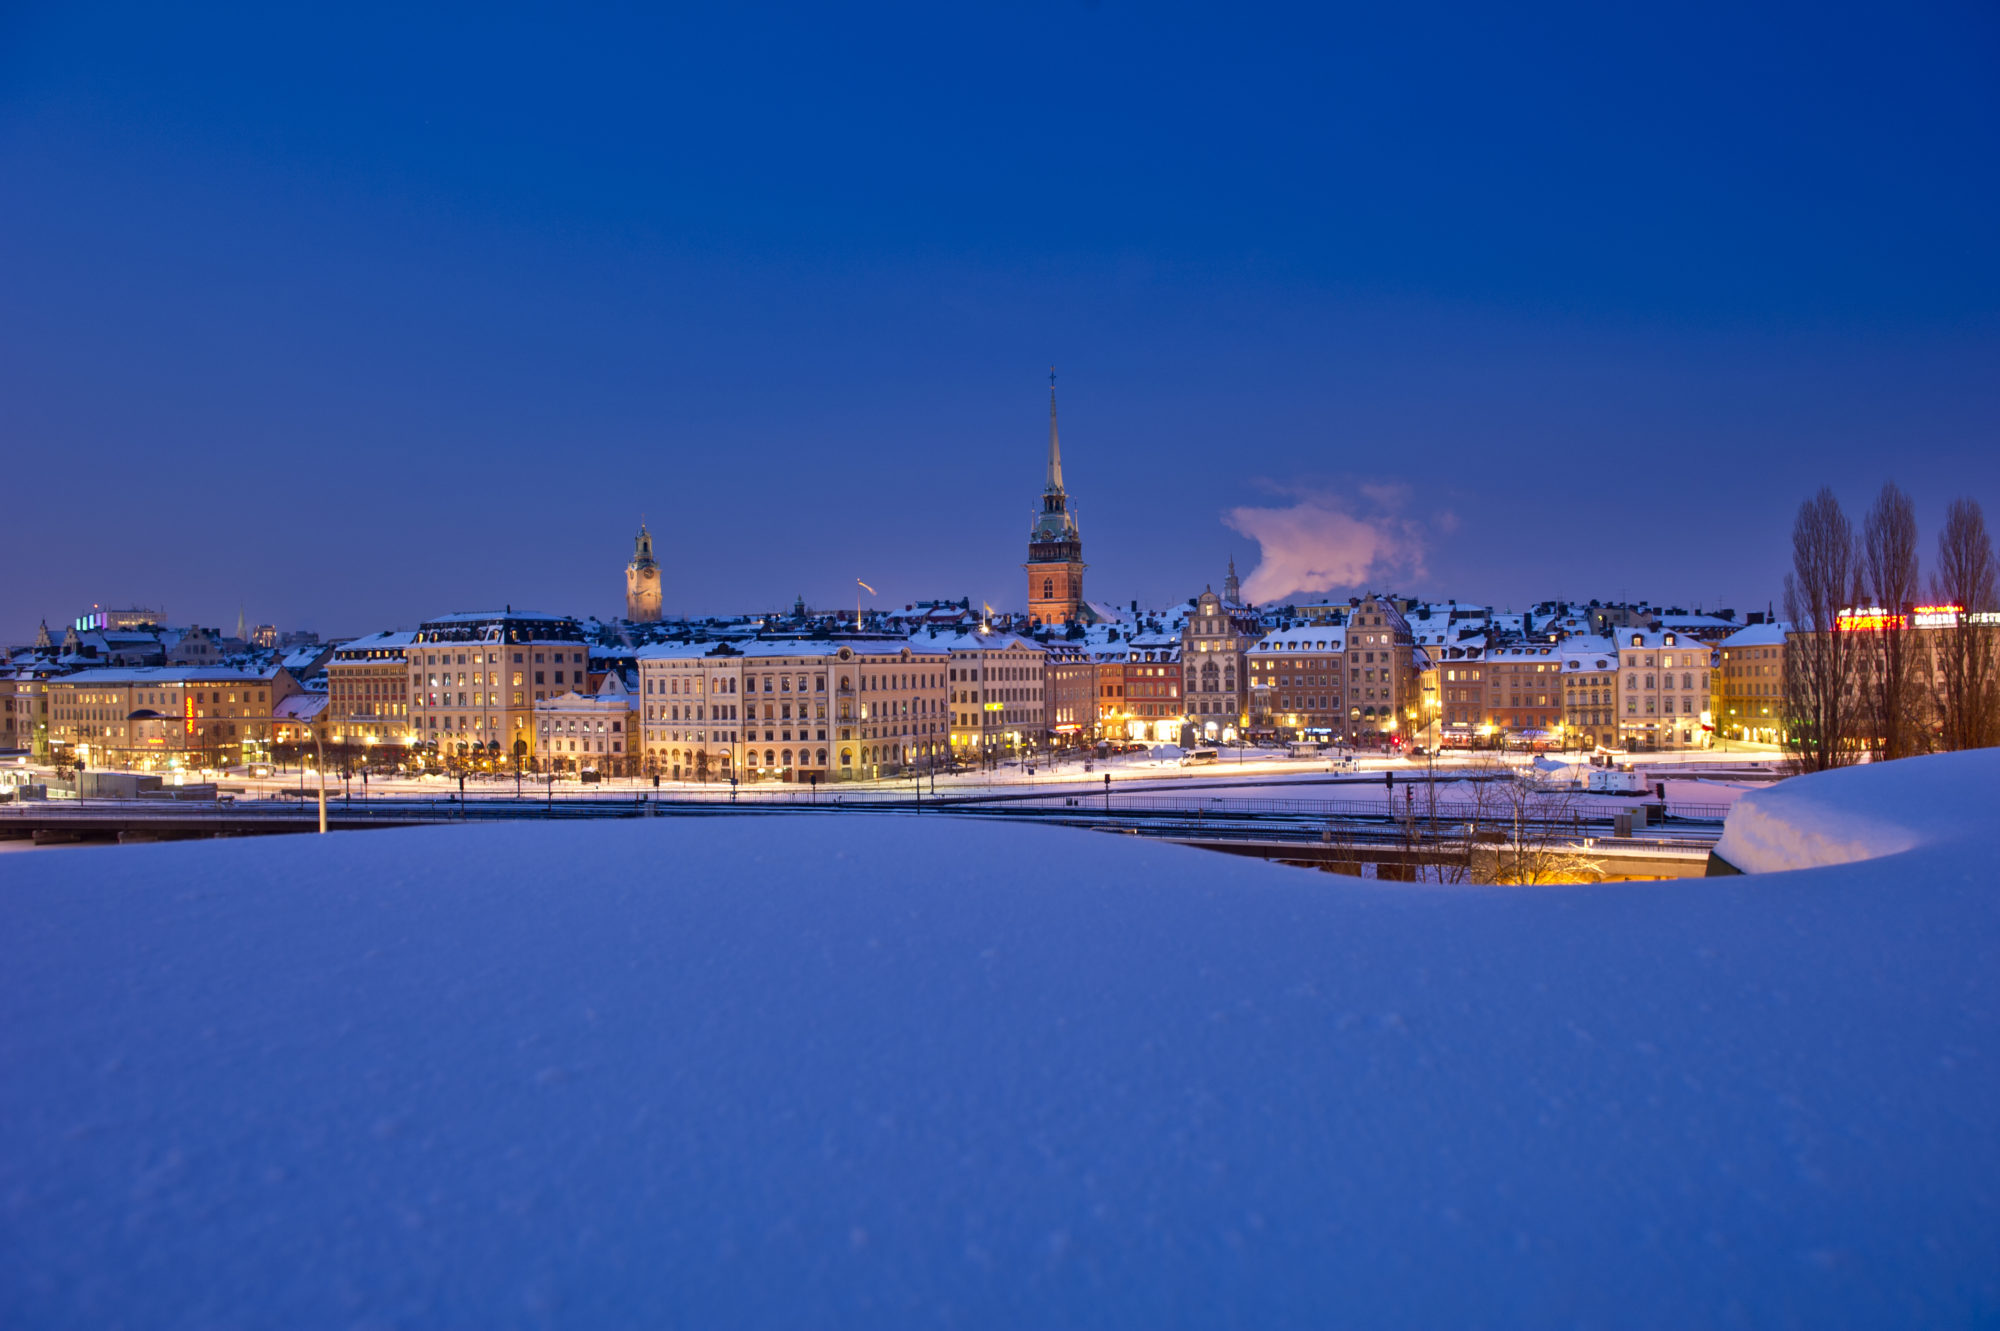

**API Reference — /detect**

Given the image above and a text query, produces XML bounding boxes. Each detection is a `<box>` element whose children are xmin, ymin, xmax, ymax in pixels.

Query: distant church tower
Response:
<box><xmin>1223</xmin><ymin>555</ymin><xmax>1242</xmax><ymax>606</ymax></box>
<box><xmin>625</xmin><ymin>522</ymin><xmax>662</xmax><ymax>623</ymax></box>
<box><xmin>1024</xmin><ymin>369</ymin><xmax>1087</xmax><ymax>627</ymax></box>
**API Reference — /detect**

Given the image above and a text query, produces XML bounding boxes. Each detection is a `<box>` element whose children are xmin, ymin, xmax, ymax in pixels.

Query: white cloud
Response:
<box><xmin>1223</xmin><ymin>490</ymin><xmax>1428</xmax><ymax>604</ymax></box>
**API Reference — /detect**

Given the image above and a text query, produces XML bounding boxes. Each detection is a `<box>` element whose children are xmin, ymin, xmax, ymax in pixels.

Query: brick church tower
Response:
<box><xmin>1024</xmin><ymin>370</ymin><xmax>1088</xmax><ymax>628</ymax></box>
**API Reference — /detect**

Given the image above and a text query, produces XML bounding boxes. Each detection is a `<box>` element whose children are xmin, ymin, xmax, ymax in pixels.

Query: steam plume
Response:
<box><xmin>1223</xmin><ymin>492</ymin><xmax>1425</xmax><ymax>604</ymax></box>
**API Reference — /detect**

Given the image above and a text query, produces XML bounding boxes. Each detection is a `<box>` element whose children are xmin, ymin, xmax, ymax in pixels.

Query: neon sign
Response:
<box><xmin>1835</xmin><ymin>604</ymin><xmax>1986</xmax><ymax>631</ymax></box>
<box><xmin>1836</xmin><ymin>606</ymin><xmax>1899</xmax><ymax>631</ymax></box>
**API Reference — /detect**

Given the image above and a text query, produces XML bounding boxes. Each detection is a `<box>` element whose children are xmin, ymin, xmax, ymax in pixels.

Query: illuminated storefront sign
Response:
<box><xmin>1835</xmin><ymin>604</ymin><xmax>1988</xmax><ymax>631</ymax></box>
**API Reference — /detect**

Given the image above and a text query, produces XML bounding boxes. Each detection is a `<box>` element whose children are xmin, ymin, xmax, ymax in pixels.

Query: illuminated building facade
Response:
<box><xmin>1559</xmin><ymin>644</ymin><xmax>1620</xmax><ymax>751</ymax></box>
<box><xmin>1096</xmin><ymin>639</ymin><xmax>1182</xmax><ymax>744</ymax></box>
<box><xmin>325</xmin><ymin>631</ymin><xmax>415</xmax><ymax>756</ymax></box>
<box><xmin>406</xmin><ymin>611</ymin><xmax>588</xmax><ymax>769</ymax></box>
<box><xmin>1247</xmin><ymin>626</ymin><xmax>1346</xmax><ymax>741</ymax></box>
<box><xmin>1718</xmin><ymin>621</ymin><xmax>1790</xmax><ymax>745</ymax></box>
<box><xmin>1345</xmin><ymin>595</ymin><xmax>1417</xmax><ymax>746</ymax></box>
<box><xmin>1044</xmin><ymin>644</ymin><xmax>1097</xmax><ymax>744</ymax></box>
<box><xmin>1485</xmin><ymin>645</ymin><xmax>1567</xmax><ymax>742</ymax></box>
<box><xmin>0</xmin><ymin>671</ymin><xmax>51</xmax><ymax>757</ymax></box>
<box><xmin>535</xmin><ymin>673</ymin><xmax>637</xmax><ymax>776</ymax></box>
<box><xmin>639</xmin><ymin>640</ymin><xmax>950</xmax><ymax>783</ymax></box>
<box><xmin>1616</xmin><ymin>630</ymin><xmax>1716</xmax><ymax>751</ymax></box>
<box><xmin>943</xmin><ymin>632</ymin><xmax>1047</xmax><ymax>759</ymax></box>
<box><xmin>1181</xmin><ymin>587</ymin><xmax>1258</xmax><ymax>741</ymax></box>
<box><xmin>43</xmin><ymin>666</ymin><xmax>298</xmax><ymax>770</ymax></box>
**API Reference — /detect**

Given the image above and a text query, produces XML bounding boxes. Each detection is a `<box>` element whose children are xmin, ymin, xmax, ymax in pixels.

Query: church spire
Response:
<box><xmin>1046</xmin><ymin>366</ymin><xmax>1063</xmax><ymax>493</ymax></box>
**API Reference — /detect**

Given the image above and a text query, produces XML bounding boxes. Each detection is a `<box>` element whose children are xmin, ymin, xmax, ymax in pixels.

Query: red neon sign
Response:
<box><xmin>1837</xmin><ymin>604</ymin><xmax>1964</xmax><ymax>632</ymax></box>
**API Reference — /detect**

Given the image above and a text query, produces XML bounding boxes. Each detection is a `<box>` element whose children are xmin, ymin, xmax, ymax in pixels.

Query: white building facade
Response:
<box><xmin>637</xmin><ymin>639</ymin><xmax>950</xmax><ymax>783</ymax></box>
<box><xmin>1616</xmin><ymin>629</ymin><xmax>1716</xmax><ymax>751</ymax></box>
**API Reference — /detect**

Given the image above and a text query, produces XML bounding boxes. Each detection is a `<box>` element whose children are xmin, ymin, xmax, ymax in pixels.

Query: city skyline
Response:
<box><xmin>4</xmin><ymin>4</ymin><xmax>1997</xmax><ymax>642</ymax></box>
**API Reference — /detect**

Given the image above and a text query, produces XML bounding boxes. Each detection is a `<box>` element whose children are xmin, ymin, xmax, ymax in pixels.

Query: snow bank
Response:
<box><xmin>1715</xmin><ymin>748</ymin><xmax>2000</xmax><ymax>875</ymax></box>
<box><xmin>3</xmin><ymin>805</ymin><xmax>1998</xmax><ymax>1327</ymax></box>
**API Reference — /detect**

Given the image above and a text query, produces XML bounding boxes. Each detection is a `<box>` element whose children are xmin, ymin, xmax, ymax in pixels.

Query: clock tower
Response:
<box><xmin>625</xmin><ymin>522</ymin><xmax>662</xmax><ymax>623</ymax></box>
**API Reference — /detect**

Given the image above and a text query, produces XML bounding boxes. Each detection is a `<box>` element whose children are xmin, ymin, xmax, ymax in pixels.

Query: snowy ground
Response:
<box><xmin>3</xmin><ymin>767</ymin><xmax>1995</xmax><ymax>1327</ymax></box>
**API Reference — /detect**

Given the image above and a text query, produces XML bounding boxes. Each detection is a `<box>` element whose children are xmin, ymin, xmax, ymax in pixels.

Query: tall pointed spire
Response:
<box><xmin>1046</xmin><ymin>366</ymin><xmax>1063</xmax><ymax>493</ymax></box>
<box><xmin>1026</xmin><ymin>368</ymin><xmax>1087</xmax><ymax>628</ymax></box>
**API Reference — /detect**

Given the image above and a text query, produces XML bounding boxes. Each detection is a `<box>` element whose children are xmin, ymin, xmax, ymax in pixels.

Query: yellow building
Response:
<box><xmin>406</xmin><ymin>611</ymin><xmax>588</xmax><ymax>770</ymax></box>
<box><xmin>1717</xmin><ymin>622</ymin><xmax>1789</xmax><ymax>744</ymax></box>
<box><xmin>0</xmin><ymin>670</ymin><xmax>51</xmax><ymax>757</ymax></box>
<box><xmin>940</xmin><ymin>631</ymin><xmax>1047</xmax><ymax>760</ymax></box>
<box><xmin>44</xmin><ymin>666</ymin><xmax>299</xmax><ymax>770</ymax></box>
<box><xmin>325</xmin><ymin>631</ymin><xmax>416</xmax><ymax>759</ymax></box>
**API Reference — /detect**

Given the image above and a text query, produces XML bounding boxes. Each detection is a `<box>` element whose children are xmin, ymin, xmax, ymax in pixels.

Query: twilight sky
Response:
<box><xmin>3</xmin><ymin>3</ymin><xmax>1996</xmax><ymax>642</ymax></box>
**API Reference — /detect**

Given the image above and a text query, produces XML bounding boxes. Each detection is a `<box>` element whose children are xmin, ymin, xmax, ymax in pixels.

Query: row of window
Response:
<box><xmin>412</xmin><ymin>650</ymin><xmax>586</xmax><ymax>667</ymax></box>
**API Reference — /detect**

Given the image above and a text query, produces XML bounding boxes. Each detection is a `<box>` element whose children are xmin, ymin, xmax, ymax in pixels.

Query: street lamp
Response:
<box><xmin>304</xmin><ymin>715</ymin><xmax>328</xmax><ymax>832</ymax></box>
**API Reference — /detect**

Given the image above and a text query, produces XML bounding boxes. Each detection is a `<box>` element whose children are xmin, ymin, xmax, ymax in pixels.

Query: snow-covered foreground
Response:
<box><xmin>3</xmin><ymin>781</ymin><xmax>1996</xmax><ymax>1327</ymax></box>
<box><xmin>1715</xmin><ymin>747</ymin><xmax>1995</xmax><ymax>875</ymax></box>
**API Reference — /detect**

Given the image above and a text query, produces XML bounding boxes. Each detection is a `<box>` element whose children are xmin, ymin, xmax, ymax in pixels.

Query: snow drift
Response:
<box><xmin>1715</xmin><ymin>748</ymin><xmax>2000</xmax><ymax>875</ymax></box>
<box><xmin>3</xmin><ymin>783</ymin><xmax>1998</xmax><ymax>1327</ymax></box>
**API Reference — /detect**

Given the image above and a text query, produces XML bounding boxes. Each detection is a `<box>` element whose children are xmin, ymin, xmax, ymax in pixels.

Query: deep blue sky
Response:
<box><xmin>3</xmin><ymin>2</ymin><xmax>1996</xmax><ymax>640</ymax></box>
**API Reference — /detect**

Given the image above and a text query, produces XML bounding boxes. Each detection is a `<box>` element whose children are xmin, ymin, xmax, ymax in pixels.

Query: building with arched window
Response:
<box><xmin>1179</xmin><ymin>586</ymin><xmax>1258</xmax><ymax>742</ymax></box>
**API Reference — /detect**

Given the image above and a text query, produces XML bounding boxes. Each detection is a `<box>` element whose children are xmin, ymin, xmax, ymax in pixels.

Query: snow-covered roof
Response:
<box><xmin>1720</xmin><ymin>622</ymin><xmax>1792</xmax><ymax>648</ymax></box>
<box><xmin>271</xmin><ymin>693</ymin><xmax>326</xmax><ymax>722</ymax></box>
<box><xmin>46</xmin><ymin>665</ymin><xmax>286</xmax><ymax>686</ymax></box>
<box><xmin>1654</xmin><ymin>613</ymin><xmax>1740</xmax><ymax>628</ymax></box>
<box><xmin>1557</xmin><ymin>638</ymin><xmax>1619</xmax><ymax>671</ymax></box>
<box><xmin>533</xmin><ymin>688</ymin><xmax>634</xmax><ymax>714</ymax></box>
<box><xmin>1609</xmin><ymin>628</ymin><xmax>1721</xmax><ymax>654</ymax></box>
<box><xmin>333</xmin><ymin>631</ymin><xmax>416</xmax><ymax>655</ymax></box>
<box><xmin>925</xmin><ymin>629</ymin><xmax>1043</xmax><ymax>654</ymax></box>
<box><xmin>637</xmin><ymin>638</ymin><xmax>949</xmax><ymax>663</ymax></box>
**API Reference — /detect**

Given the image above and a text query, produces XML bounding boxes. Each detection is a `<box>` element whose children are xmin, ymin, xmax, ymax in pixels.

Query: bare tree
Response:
<box><xmin>1396</xmin><ymin>753</ymin><xmax>1485</xmax><ymax>883</ymax></box>
<box><xmin>1933</xmin><ymin>498</ymin><xmax>1999</xmax><ymax>751</ymax></box>
<box><xmin>1861</xmin><ymin>482</ymin><xmax>1922</xmax><ymax>759</ymax></box>
<box><xmin>1480</xmin><ymin>773</ymin><xmax>1603</xmax><ymax>885</ymax></box>
<box><xmin>1782</xmin><ymin>488</ymin><xmax>1865</xmax><ymax>772</ymax></box>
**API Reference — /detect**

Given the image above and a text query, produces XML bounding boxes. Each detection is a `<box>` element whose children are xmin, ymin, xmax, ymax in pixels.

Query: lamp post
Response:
<box><xmin>308</xmin><ymin>717</ymin><xmax>327</xmax><ymax>832</ymax></box>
